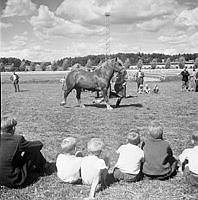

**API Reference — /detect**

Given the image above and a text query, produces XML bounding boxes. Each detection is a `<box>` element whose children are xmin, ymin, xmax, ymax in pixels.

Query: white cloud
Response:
<box><xmin>175</xmin><ymin>7</ymin><xmax>198</xmax><ymax>27</ymax></box>
<box><xmin>0</xmin><ymin>22</ymin><xmax>12</xmax><ymax>28</ymax></box>
<box><xmin>2</xmin><ymin>0</ymin><xmax>37</xmax><ymax>17</ymax></box>
<box><xmin>10</xmin><ymin>34</ymin><xmax>28</xmax><ymax>47</ymax></box>
<box><xmin>30</xmin><ymin>5</ymin><xmax>104</xmax><ymax>39</ymax></box>
<box><xmin>136</xmin><ymin>18</ymin><xmax>169</xmax><ymax>32</ymax></box>
<box><xmin>56</xmin><ymin>0</ymin><xmax>178</xmax><ymax>25</ymax></box>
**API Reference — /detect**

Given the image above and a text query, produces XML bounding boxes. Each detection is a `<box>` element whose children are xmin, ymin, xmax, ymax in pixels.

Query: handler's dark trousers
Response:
<box><xmin>14</xmin><ymin>82</ymin><xmax>20</xmax><ymax>92</ymax></box>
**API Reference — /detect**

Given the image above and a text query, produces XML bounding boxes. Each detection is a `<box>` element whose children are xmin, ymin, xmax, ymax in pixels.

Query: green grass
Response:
<box><xmin>1</xmin><ymin>77</ymin><xmax>198</xmax><ymax>200</ymax></box>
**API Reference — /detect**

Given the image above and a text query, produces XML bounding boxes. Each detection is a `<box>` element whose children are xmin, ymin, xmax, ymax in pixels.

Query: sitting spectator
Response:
<box><xmin>56</xmin><ymin>137</ymin><xmax>83</xmax><ymax>184</ymax></box>
<box><xmin>144</xmin><ymin>84</ymin><xmax>151</xmax><ymax>94</ymax></box>
<box><xmin>138</xmin><ymin>84</ymin><xmax>144</xmax><ymax>94</ymax></box>
<box><xmin>153</xmin><ymin>84</ymin><xmax>159</xmax><ymax>94</ymax></box>
<box><xmin>81</xmin><ymin>138</ymin><xmax>110</xmax><ymax>200</ymax></box>
<box><xmin>179</xmin><ymin>131</ymin><xmax>198</xmax><ymax>187</ymax></box>
<box><xmin>113</xmin><ymin>131</ymin><xmax>144</xmax><ymax>182</ymax></box>
<box><xmin>0</xmin><ymin>115</ymin><xmax>55</xmax><ymax>188</ymax></box>
<box><xmin>142</xmin><ymin>121</ymin><xmax>178</xmax><ymax>180</ymax></box>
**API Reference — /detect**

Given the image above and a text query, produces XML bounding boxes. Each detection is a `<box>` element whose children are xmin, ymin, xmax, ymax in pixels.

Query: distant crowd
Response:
<box><xmin>1</xmin><ymin>116</ymin><xmax>197</xmax><ymax>199</ymax></box>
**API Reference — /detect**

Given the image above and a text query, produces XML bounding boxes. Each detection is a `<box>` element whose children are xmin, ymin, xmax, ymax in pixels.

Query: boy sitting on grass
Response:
<box><xmin>113</xmin><ymin>131</ymin><xmax>144</xmax><ymax>182</ymax></box>
<box><xmin>56</xmin><ymin>137</ymin><xmax>83</xmax><ymax>184</ymax></box>
<box><xmin>80</xmin><ymin>138</ymin><xmax>110</xmax><ymax>200</ymax></box>
<box><xmin>179</xmin><ymin>131</ymin><xmax>198</xmax><ymax>187</ymax></box>
<box><xmin>142</xmin><ymin>121</ymin><xmax>178</xmax><ymax>180</ymax></box>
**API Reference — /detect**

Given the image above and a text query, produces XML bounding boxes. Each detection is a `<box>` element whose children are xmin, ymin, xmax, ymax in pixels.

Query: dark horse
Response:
<box><xmin>60</xmin><ymin>58</ymin><xmax>124</xmax><ymax>109</ymax></box>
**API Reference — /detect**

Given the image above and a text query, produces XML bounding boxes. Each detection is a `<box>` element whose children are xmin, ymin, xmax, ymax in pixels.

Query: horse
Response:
<box><xmin>60</xmin><ymin>58</ymin><xmax>124</xmax><ymax>109</ymax></box>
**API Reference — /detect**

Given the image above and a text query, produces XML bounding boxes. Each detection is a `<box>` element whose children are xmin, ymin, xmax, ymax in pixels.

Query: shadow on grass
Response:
<box><xmin>19</xmin><ymin>89</ymin><xmax>30</xmax><ymax>92</ymax></box>
<box><xmin>85</xmin><ymin>103</ymin><xmax>143</xmax><ymax>108</ymax></box>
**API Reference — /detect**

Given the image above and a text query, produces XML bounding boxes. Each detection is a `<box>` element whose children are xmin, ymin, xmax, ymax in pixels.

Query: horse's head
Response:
<box><xmin>111</xmin><ymin>57</ymin><xmax>124</xmax><ymax>73</ymax></box>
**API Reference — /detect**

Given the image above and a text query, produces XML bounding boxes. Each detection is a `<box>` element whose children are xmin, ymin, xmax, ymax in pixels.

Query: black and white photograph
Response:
<box><xmin>1</xmin><ymin>0</ymin><xmax>198</xmax><ymax>199</ymax></box>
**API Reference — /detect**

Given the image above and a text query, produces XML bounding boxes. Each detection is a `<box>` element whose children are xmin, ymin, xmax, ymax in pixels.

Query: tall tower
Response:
<box><xmin>105</xmin><ymin>12</ymin><xmax>111</xmax><ymax>61</ymax></box>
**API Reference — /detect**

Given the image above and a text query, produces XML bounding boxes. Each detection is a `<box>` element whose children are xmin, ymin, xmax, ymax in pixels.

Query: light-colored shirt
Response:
<box><xmin>115</xmin><ymin>143</ymin><xmax>144</xmax><ymax>174</ymax></box>
<box><xmin>56</xmin><ymin>154</ymin><xmax>82</xmax><ymax>183</ymax></box>
<box><xmin>179</xmin><ymin>146</ymin><xmax>198</xmax><ymax>174</ymax></box>
<box><xmin>81</xmin><ymin>155</ymin><xmax>107</xmax><ymax>185</ymax></box>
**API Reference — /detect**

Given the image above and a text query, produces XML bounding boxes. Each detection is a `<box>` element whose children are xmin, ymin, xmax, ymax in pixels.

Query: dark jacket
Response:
<box><xmin>0</xmin><ymin>133</ymin><xmax>43</xmax><ymax>187</ymax></box>
<box><xmin>142</xmin><ymin>137</ymin><xmax>174</xmax><ymax>176</ymax></box>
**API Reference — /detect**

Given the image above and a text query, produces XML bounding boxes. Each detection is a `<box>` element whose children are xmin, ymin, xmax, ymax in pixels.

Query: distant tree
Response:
<box><xmin>0</xmin><ymin>63</ymin><xmax>5</xmax><ymax>72</ymax></box>
<box><xmin>165</xmin><ymin>58</ymin><xmax>171</xmax><ymax>69</ymax></box>
<box><xmin>137</xmin><ymin>59</ymin><xmax>143</xmax><ymax>69</ymax></box>
<box><xmin>194</xmin><ymin>57</ymin><xmax>198</xmax><ymax>69</ymax></box>
<box><xmin>178</xmin><ymin>56</ymin><xmax>186</xmax><ymax>69</ymax></box>
<box><xmin>41</xmin><ymin>62</ymin><xmax>46</xmax><ymax>71</ymax></box>
<box><xmin>151</xmin><ymin>58</ymin><xmax>157</xmax><ymax>69</ymax></box>
<box><xmin>62</xmin><ymin>58</ymin><xmax>70</xmax><ymax>71</ymax></box>
<box><xmin>19</xmin><ymin>60</ymin><xmax>26</xmax><ymax>71</ymax></box>
<box><xmin>124</xmin><ymin>58</ymin><xmax>131</xmax><ymax>69</ymax></box>
<box><xmin>51</xmin><ymin>61</ymin><xmax>58</xmax><ymax>71</ymax></box>
<box><xmin>30</xmin><ymin>62</ymin><xmax>35</xmax><ymax>71</ymax></box>
<box><xmin>86</xmin><ymin>59</ymin><xmax>92</xmax><ymax>69</ymax></box>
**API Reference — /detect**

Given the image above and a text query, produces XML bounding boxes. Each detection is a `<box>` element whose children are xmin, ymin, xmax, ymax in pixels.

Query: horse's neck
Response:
<box><xmin>100</xmin><ymin>63</ymin><xmax>114</xmax><ymax>80</ymax></box>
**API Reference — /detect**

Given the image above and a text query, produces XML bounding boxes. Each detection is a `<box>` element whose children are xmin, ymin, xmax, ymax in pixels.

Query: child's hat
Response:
<box><xmin>148</xmin><ymin>121</ymin><xmax>163</xmax><ymax>139</ymax></box>
<box><xmin>87</xmin><ymin>138</ymin><xmax>104</xmax><ymax>152</ymax></box>
<box><xmin>127</xmin><ymin>131</ymin><xmax>140</xmax><ymax>145</ymax></box>
<box><xmin>61</xmin><ymin>137</ymin><xmax>77</xmax><ymax>152</ymax></box>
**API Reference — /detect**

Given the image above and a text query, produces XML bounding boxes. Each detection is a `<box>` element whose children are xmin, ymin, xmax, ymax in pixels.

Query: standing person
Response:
<box><xmin>195</xmin><ymin>68</ymin><xmax>198</xmax><ymax>92</ymax></box>
<box><xmin>178</xmin><ymin>131</ymin><xmax>198</xmax><ymax>187</ymax></box>
<box><xmin>135</xmin><ymin>68</ymin><xmax>144</xmax><ymax>93</ymax></box>
<box><xmin>180</xmin><ymin>67</ymin><xmax>190</xmax><ymax>91</ymax></box>
<box><xmin>0</xmin><ymin>115</ymin><xmax>55</xmax><ymax>188</ymax></box>
<box><xmin>114</xmin><ymin>68</ymin><xmax>128</xmax><ymax>108</ymax></box>
<box><xmin>189</xmin><ymin>68</ymin><xmax>196</xmax><ymax>91</ymax></box>
<box><xmin>10</xmin><ymin>72</ymin><xmax>20</xmax><ymax>92</ymax></box>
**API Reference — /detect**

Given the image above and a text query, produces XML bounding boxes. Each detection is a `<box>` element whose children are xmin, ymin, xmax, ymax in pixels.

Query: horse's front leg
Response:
<box><xmin>103</xmin><ymin>89</ymin><xmax>113</xmax><ymax>110</ymax></box>
<box><xmin>76</xmin><ymin>88</ymin><xmax>85</xmax><ymax>108</ymax></box>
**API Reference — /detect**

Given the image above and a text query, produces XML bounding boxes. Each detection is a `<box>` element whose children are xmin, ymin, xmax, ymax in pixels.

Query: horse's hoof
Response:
<box><xmin>107</xmin><ymin>106</ymin><xmax>113</xmax><ymax>110</ymax></box>
<box><xmin>60</xmin><ymin>102</ymin><xmax>66</xmax><ymax>106</ymax></box>
<box><xmin>80</xmin><ymin>105</ymin><xmax>85</xmax><ymax>108</ymax></box>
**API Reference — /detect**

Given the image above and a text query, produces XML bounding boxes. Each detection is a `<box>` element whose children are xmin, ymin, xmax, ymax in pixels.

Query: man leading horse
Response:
<box><xmin>60</xmin><ymin>58</ymin><xmax>124</xmax><ymax>110</ymax></box>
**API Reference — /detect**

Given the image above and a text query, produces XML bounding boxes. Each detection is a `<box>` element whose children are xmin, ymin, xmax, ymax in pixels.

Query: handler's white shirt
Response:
<box><xmin>115</xmin><ymin>143</ymin><xmax>144</xmax><ymax>174</ymax></box>
<box><xmin>81</xmin><ymin>155</ymin><xmax>107</xmax><ymax>185</ymax></box>
<box><xmin>56</xmin><ymin>154</ymin><xmax>82</xmax><ymax>183</ymax></box>
<box><xmin>179</xmin><ymin>146</ymin><xmax>198</xmax><ymax>174</ymax></box>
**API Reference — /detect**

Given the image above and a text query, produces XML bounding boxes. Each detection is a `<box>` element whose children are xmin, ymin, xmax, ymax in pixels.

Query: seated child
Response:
<box><xmin>81</xmin><ymin>138</ymin><xmax>110</xmax><ymax>200</ymax></box>
<box><xmin>144</xmin><ymin>84</ymin><xmax>151</xmax><ymax>94</ymax></box>
<box><xmin>179</xmin><ymin>131</ymin><xmax>198</xmax><ymax>187</ymax></box>
<box><xmin>0</xmin><ymin>115</ymin><xmax>55</xmax><ymax>188</ymax></box>
<box><xmin>138</xmin><ymin>84</ymin><xmax>144</xmax><ymax>94</ymax></box>
<box><xmin>113</xmin><ymin>131</ymin><xmax>144</xmax><ymax>182</ymax></box>
<box><xmin>142</xmin><ymin>121</ymin><xmax>178</xmax><ymax>180</ymax></box>
<box><xmin>153</xmin><ymin>84</ymin><xmax>159</xmax><ymax>93</ymax></box>
<box><xmin>56</xmin><ymin>137</ymin><xmax>82</xmax><ymax>184</ymax></box>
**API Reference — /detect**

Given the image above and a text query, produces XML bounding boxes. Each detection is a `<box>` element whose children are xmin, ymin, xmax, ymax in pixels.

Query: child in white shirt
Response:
<box><xmin>81</xmin><ymin>138</ymin><xmax>110</xmax><ymax>200</ymax></box>
<box><xmin>113</xmin><ymin>131</ymin><xmax>144</xmax><ymax>182</ymax></box>
<box><xmin>144</xmin><ymin>84</ymin><xmax>151</xmax><ymax>94</ymax></box>
<box><xmin>179</xmin><ymin>131</ymin><xmax>198</xmax><ymax>187</ymax></box>
<box><xmin>56</xmin><ymin>137</ymin><xmax>82</xmax><ymax>184</ymax></box>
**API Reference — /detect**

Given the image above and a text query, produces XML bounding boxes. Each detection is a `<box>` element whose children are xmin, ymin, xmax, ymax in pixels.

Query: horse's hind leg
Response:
<box><xmin>60</xmin><ymin>89</ymin><xmax>72</xmax><ymax>106</ymax></box>
<box><xmin>76</xmin><ymin>88</ymin><xmax>85</xmax><ymax>108</ymax></box>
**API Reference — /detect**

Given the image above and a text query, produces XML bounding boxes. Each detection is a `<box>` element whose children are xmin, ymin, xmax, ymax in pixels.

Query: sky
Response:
<box><xmin>0</xmin><ymin>0</ymin><xmax>198</xmax><ymax>62</ymax></box>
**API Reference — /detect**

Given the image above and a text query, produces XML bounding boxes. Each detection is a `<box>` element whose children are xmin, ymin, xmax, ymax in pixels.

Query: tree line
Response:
<box><xmin>0</xmin><ymin>53</ymin><xmax>198</xmax><ymax>72</ymax></box>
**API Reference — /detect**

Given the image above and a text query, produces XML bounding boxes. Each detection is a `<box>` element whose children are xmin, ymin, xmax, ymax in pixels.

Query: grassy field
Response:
<box><xmin>1</xmin><ymin>75</ymin><xmax>198</xmax><ymax>200</ymax></box>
